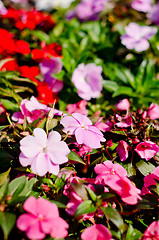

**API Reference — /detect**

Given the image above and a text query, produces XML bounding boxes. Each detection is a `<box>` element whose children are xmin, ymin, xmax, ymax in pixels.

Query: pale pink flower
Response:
<box><xmin>115</xmin><ymin>98</ymin><xmax>130</xmax><ymax>111</ymax></box>
<box><xmin>116</xmin><ymin>114</ymin><xmax>132</xmax><ymax>128</ymax></box>
<box><xmin>81</xmin><ymin>224</ymin><xmax>112</xmax><ymax>240</ymax></box>
<box><xmin>142</xmin><ymin>221</ymin><xmax>159</xmax><ymax>240</ymax></box>
<box><xmin>72</xmin><ymin>63</ymin><xmax>103</xmax><ymax>100</ymax></box>
<box><xmin>95</xmin><ymin>161</ymin><xmax>141</xmax><ymax>205</ymax></box>
<box><xmin>135</xmin><ymin>141</ymin><xmax>159</xmax><ymax>160</ymax></box>
<box><xmin>116</xmin><ymin>140</ymin><xmax>129</xmax><ymax>161</ymax></box>
<box><xmin>19</xmin><ymin>128</ymin><xmax>70</xmax><ymax>176</ymax></box>
<box><xmin>16</xmin><ymin>196</ymin><xmax>69</xmax><ymax>240</ymax></box>
<box><xmin>94</xmin><ymin>117</ymin><xmax>111</xmax><ymax>132</ymax></box>
<box><xmin>60</xmin><ymin>113</ymin><xmax>106</xmax><ymax>148</ymax></box>
<box><xmin>66</xmin><ymin>100</ymin><xmax>88</xmax><ymax>115</ymax></box>
<box><xmin>120</xmin><ymin>22</ymin><xmax>157</xmax><ymax>52</ymax></box>
<box><xmin>147</xmin><ymin>103</ymin><xmax>159</xmax><ymax>120</ymax></box>
<box><xmin>39</xmin><ymin>57</ymin><xmax>63</xmax><ymax>93</ymax></box>
<box><xmin>131</xmin><ymin>0</ymin><xmax>153</xmax><ymax>12</ymax></box>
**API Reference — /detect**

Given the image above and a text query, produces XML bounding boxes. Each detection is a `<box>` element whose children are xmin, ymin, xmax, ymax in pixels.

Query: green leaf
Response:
<box><xmin>0</xmin><ymin>169</ymin><xmax>10</xmax><ymax>187</ymax></box>
<box><xmin>68</xmin><ymin>151</ymin><xmax>85</xmax><ymax>165</ymax></box>
<box><xmin>100</xmin><ymin>206</ymin><xmax>124</xmax><ymax>231</ymax></box>
<box><xmin>112</xmin><ymin>86</ymin><xmax>137</xmax><ymax>97</ymax></box>
<box><xmin>102</xmin><ymin>80</ymin><xmax>119</xmax><ymax>92</ymax></box>
<box><xmin>50</xmin><ymin>200</ymin><xmax>66</xmax><ymax>208</ymax></box>
<box><xmin>33</xmin><ymin>30</ymin><xmax>49</xmax><ymax>42</ymax></box>
<box><xmin>136</xmin><ymin>160</ymin><xmax>156</xmax><ymax>176</ymax></box>
<box><xmin>74</xmin><ymin>200</ymin><xmax>97</xmax><ymax>217</ymax></box>
<box><xmin>8</xmin><ymin>176</ymin><xmax>26</xmax><ymax>196</ymax></box>
<box><xmin>125</xmin><ymin>224</ymin><xmax>142</xmax><ymax>240</ymax></box>
<box><xmin>0</xmin><ymin>99</ymin><xmax>19</xmax><ymax>111</ymax></box>
<box><xmin>0</xmin><ymin>212</ymin><xmax>16</xmax><ymax>240</ymax></box>
<box><xmin>135</xmin><ymin>60</ymin><xmax>147</xmax><ymax>90</ymax></box>
<box><xmin>0</xmin><ymin>179</ymin><xmax>9</xmax><ymax>201</ymax></box>
<box><xmin>85</xmin><ymin>186</ymin><xmax>97</xmax><ymax>202</ymax></box>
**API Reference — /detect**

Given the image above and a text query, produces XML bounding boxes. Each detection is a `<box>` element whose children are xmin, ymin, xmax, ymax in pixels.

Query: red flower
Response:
<box><xmin>36</xmin><ymin>82</ymin><xmax>58</xmax><ymax>105</ymax></box>
<box><xmin>16</xmin><ymin>40</ymin><xmax>31</xmax><ymax>55</ymax></box>
<box><xmin>0</xmin><ymin>58</ymin><xmax>19</xmax><ymax>71</ymax></box>
<box><xmin>18</xmin><ymin>66</ymin><xmax>40</xmax><ymax>82</ymax></box>
<box><xmin>32</xmin><ymin>42</ymin><xmax>62</xmax><ymax>62</ymax></box>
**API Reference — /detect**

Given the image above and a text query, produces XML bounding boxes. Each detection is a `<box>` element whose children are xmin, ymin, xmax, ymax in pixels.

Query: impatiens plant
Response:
<box><xmin>0</xmin><ymin>0</ymin><xmax>159</xmax><ymax>239</ymax></box>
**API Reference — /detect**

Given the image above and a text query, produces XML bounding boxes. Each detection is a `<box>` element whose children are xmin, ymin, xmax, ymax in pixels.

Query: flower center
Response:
<box><xmin>81</xmin><ymin>125</ymin><xmax>88</xmax><ymax>130</ymax></box>
<box><xmin>38</xmin><ymin>213</ymin><xmax>45</xmax><ymax>221</ymax></box>
<box><xmin>43</xmin><ymin>146</ymin><xmax>48</xmax><ymax>153</ymax></box>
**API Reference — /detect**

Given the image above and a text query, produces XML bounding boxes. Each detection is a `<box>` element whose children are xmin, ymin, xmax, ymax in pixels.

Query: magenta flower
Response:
<box><xmin>19</xmin><ymin>128</ymin><xmax>70</xmax><ymax>176</ymax></box>
<box><xmin>135</xmin><ymin>141</ymin><xmax>159</xmax><ymax>160</ymax></box>
<box><xmin>16</xmin><ymin>196</ymin><xmax>69</xmax><ymax>240</ymax></box>
<box><xmin>66</xmin><ymin>100</ymin><xmax>88</xmax><ymax>115</ymax></box>
<box><xmin>72</xmin><ymin>63</ymin><xmax>103</xmax><ymax>100</ymax></box>
<box><xmin>39</xmin><ymin>57</ymin><xmax>63</xmax><ymax>93</ymax></box>
<box><xmin>147</xmin><ymin>2</ymin><xmax>159</xmax><ymax>25</ymax></box>
<box><xmin>116</xmin><ymin>140</ymin><xmax>129</xmax><ymax>161</ymax></box>
<box><xmin>142</xmin><ymin>166</ymin><xmax>159</xmax><ymax>195</ymax></box>
<box><xmin>60</xmin><ymin>113</ymin><xmax>106</xmax><ymax>148</ymax></box>
<box><xmin>131</xmin><ymin>0</ymin><xmax>153</xmax><ymax>12</ymax></box>
<box><xmin>120</xmin><ymin>22</ymin><xmax>157</xmax><ymax>52</ymax></box>
<box><xmin>148</xmin><ymin>103</ymin><xmax>159</xmax><ymax>120</ymax></box>
<box><xmin>81</xmin><ymin>224</ymin><xmax>112</xmax><ymax>240</ymax></box>
<box><xmin>115</xmin><ymin>98</ymin><xmax>130</xmax><ymax>111</ymax></box>
<box><xmin>142</xmin><ymin>221</ymin><xmax>159</xmax><ymax>240</ymax></box>
<box><xmin>95</xmin><ymin>161</ymin><xmax>141</xmax><ymax>205</ymax></box>
<box><xmin>12</xmin><ymin>96</ymin><xmax>50</xmax><ymax>124</ymax></box>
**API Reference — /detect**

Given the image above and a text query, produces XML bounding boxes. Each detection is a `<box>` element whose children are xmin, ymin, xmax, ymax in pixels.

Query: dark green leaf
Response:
<box><xmin>125</xmin><ymin>224</ymin><xmax>142</xmax><ymax>240</ymax></box>
<box><xmin>75</xmin><ymin>200</ymin><xmax>97</xmax><ymax>217</ymax></box>
<box><xmin>68</xmin><ymin>151</ymin><xmax>85</xmax><ymax>165</ymax></box>
<box><xmin>100</xmin><ymin>206</ymin><xmax>124</xmax><ymax>231</ymax></box>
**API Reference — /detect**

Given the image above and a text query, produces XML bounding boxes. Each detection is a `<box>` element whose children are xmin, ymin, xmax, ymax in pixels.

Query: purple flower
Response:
<box><xmin>19</xmin><ymin>128</ymin><xmax>70</xmax><ymax>176</ymax></box>
<box><xmin>70</xmin><ymin>0</ymin><xmax>108</xmax><ymax>21</ymax></box>
<box><xmin>131</xmin><ymin>0</ymin><xmax>153</xmax><ymax>12</ymax></box>
<box><xmin>116</xmin><ymin>140</ymin><xmax>129</xmax><ymax>161</ymax></box>
<box><xmin>120</xmin><ymin>22</ymin><xmax>157</xmax><ymax>52</ymax></box>
<box><xmin>60</xmin><ymin>113</ymin><xmax>106</xmax><ymax>148</ymax></box>
<box><xmin>72</xmin><ymin>63</ymin><xmax>103</xmax><ymax>100</ymax></box>
<box><xmin>39</xmin><ymin>57</ymin><xmax>63</xmax><ymax>93</ymax></box>
<box><xmin>147</xmin><ymin>2</ymin><xmax>159</xmax><ymax>25</ymax></box>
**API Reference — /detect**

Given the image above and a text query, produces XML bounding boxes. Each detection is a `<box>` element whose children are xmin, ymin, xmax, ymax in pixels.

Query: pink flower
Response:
<box><xmin>116</xmin><ymin>140</ymin><xmax>129</xmax><ymax>161</ymax></box>
<box><xmin>16</xmin><ymin>196</ymin><xmax>69</xmax><ymax>240</ymax></box>
<box><xmin>66</xmin><ymin>100</ymin><xmax>88</xmax><ymax>115</ymax></box>
<box><xmin>19</xmin><ymin>128</ymin><xmax>70</xmax><ymax>176</ymax></box>
<box><xmin>147</xmin><ymin>103</ymin><xmax>159</xmax><ymax>120</ymax></box>
<box><xmin>94</xmin><ymin>117</ymin><xmax>111</xmax><ymax>132</ymax></box>
<box><xmin>142</xmin><ymin>221</ymin><xmax>159</xmax><ymax>240</ymax></box>
<box><xmin>12</xmin><ymin>96</ymin><xmax>50</xmax><ymax>124</ymax></box>
<box><xmin>142</xmin><ymin>166</ymin><xmax>159</xmax><ymax>195</ymax></box>
<box><xmin>116</xmin><ymin>114</ymin><xmax>132</xmax><ymax>128</ymax></box>
<box><xmin>115</xmin><ymin>98</ymin><xmax>130</xmax><ymax>111</ymax></box>
<box><xmin>60</xmin><ymin>113</ymin><xmax>106</xmax><ymax>148</ymax></box>
<box><xmin>72</xmin><ymin>63</ymin><xmax>103</xmax><ymax>100</ymax></box>
<box><xmin>81</xmin><ymin>224</ymin><xmax>112</xmax><ymax>240</ymax></box>
<box><xmin>95</xmin><ymin>161</ymin><xmax>141</xmax><ymax>205</ymax></box>
<box><xmin>131</xmin><ymin>0</ymin><xmax>153</xmax><ymax>12</ymax></box>
<box><xmin>120</xmin><ymin>22</ymin><xmax>157</xmax><ymax>52</ymax></box>
<box><xmin>135</xmin><ymin>141</ymin><xmax>159</xmax><ymax>160</ymax></box>
<box><xmin>39</xmin><ymin>57</ymin><xmax>63</xmax><ymax>93</ymax></box>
